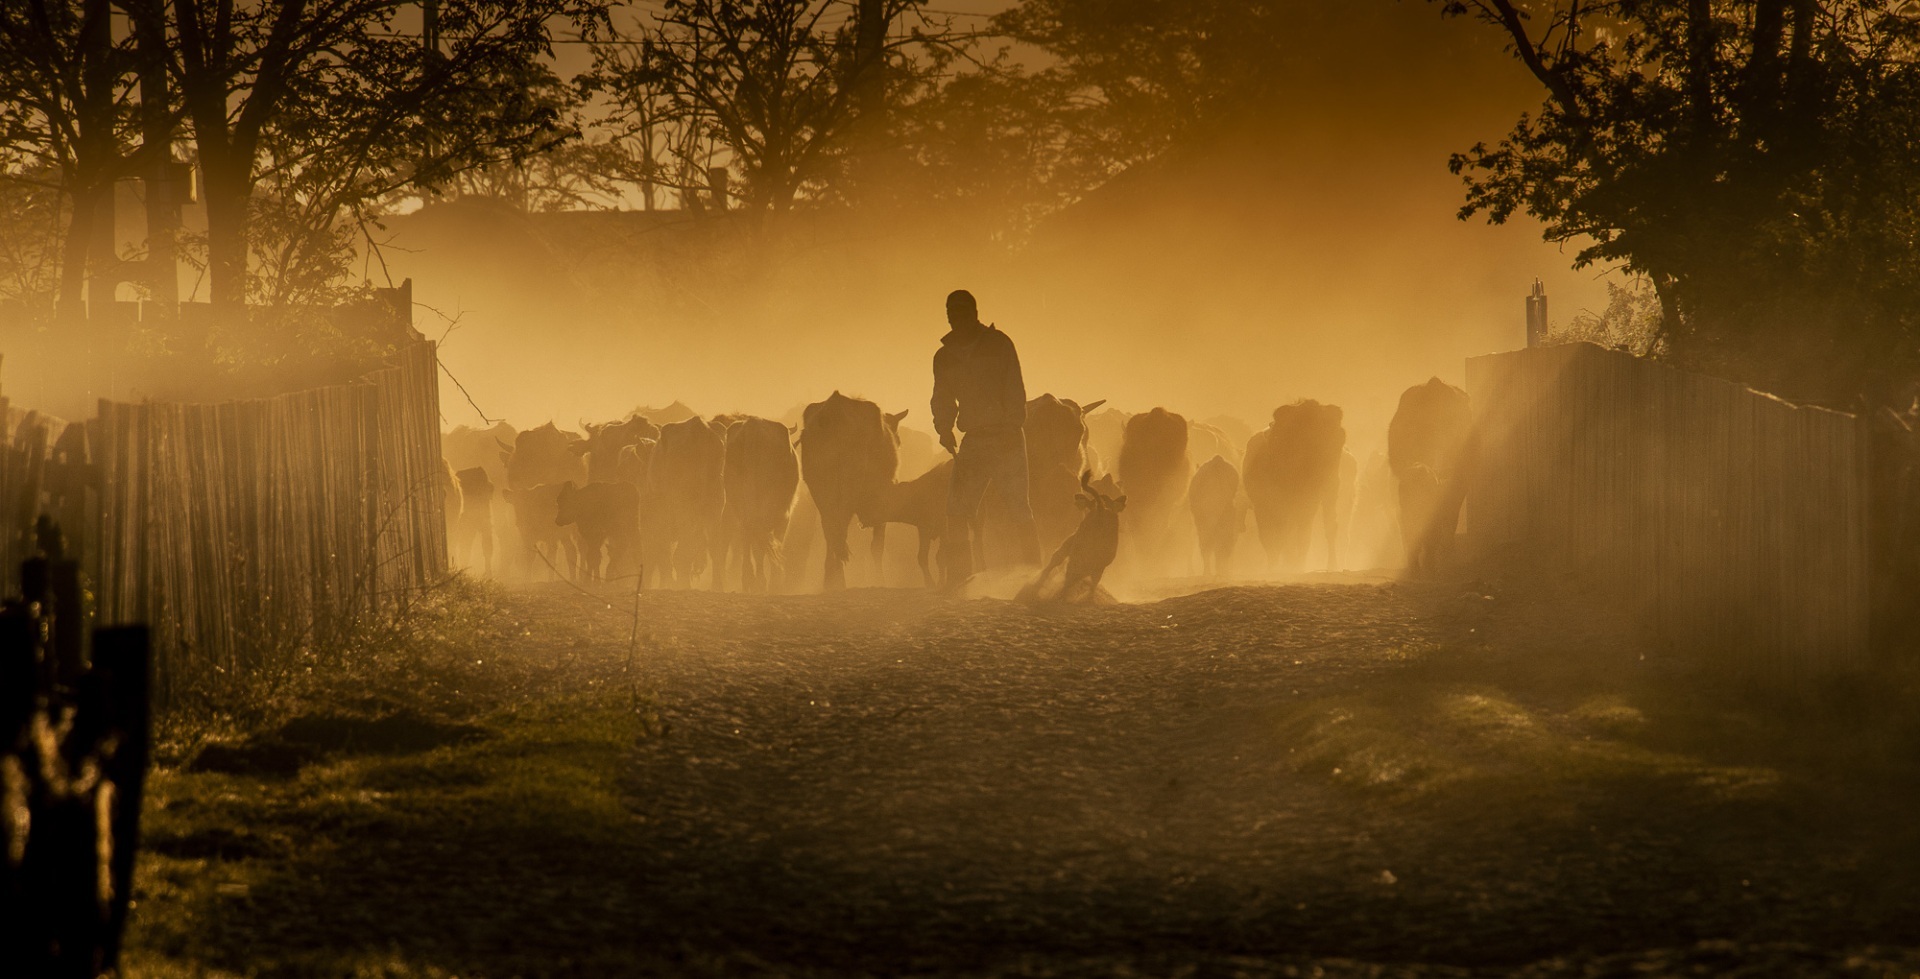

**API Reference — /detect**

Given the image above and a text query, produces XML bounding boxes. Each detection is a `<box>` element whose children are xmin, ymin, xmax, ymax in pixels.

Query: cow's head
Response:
<box><xmin>884</xmin><ymin>409</ymin><xmax>908</xmax><ymax>442</ymax></box>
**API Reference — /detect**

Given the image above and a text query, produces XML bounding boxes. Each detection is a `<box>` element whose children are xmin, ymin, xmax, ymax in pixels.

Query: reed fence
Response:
<box><xmin>1466</xmin><ymin>342</ymin><xmax>1872</xmax><ymax>672</ymax></box>
<box><xmin>2</xmin><ymin>332</ymin><xmax>446</xmax><ymax>703</ymax></box>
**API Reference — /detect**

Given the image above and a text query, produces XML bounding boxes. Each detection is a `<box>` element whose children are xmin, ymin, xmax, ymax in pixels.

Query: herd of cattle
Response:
<box><xmin>438</xmin><ymin>379</ymin><xmax>1475</xmax><ymax>594</ymax></box>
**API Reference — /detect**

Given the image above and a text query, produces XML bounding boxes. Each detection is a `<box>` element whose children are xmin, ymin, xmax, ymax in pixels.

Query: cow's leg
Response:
<box><xmin>820</xmin><ymin>506</ymin><xmax>852</xmax><ymax>591</ymax></box>
<box><xmin>869</xmin><ymin>523</ymin><xmax>888</xmax><ymax>586</ymax></box>
<box><xmin>916</xmin><ymin>531</ymin><xmax>934</xmax><ymax>587</ymax></box>
<box><xmin>744</xmin><ymin>530</ymin><xmax>765</xmax><ymax>594</ymax></box>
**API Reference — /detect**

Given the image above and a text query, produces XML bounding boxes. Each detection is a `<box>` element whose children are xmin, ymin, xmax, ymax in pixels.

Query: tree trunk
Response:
<box><xmin>201</xmin><ymin>160</ymin><xmax>251</xmax><ymax>311</ymax></box>
<box><xmin>55</xmin><ymin>187</ymin><xmax>96</xmax><ymax>324</ymax></box>
<box><xmin>1647</xmin><ymin>271</ymin><xmax>1684</xmax><ymax>359</ymax></box>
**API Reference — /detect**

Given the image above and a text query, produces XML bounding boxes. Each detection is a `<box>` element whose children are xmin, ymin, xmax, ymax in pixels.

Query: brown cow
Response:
<box><xmin>574</xmin><ymin>415</ymin><xmax>659</xmax><ymax>483</ymax></box>
<box><xmin>1023</xmin><ymin>394</ymin><xmax>1106</xmax><ymax>554</ymax></box>
<box><xmin>722</xmin><ymin>416</ymin><xmax>800</xmax><ymax>593</ymax></box>
<box><xmin>1117</xmin><ymin>407</ymin><xmax>1192</xmax><ymax>572</ymax></box>
<box><xmin>1388</xmin><ymin>378</ymin><xmax>1473</xmax><ymax>572</ymax></box>
<box><xmin>875</xmin><ymin>459</ymin><xmax>953</xmax><ymax>587</ymax></box>
<box><xmin>1243</xmin><ymin>400</ymin><xmax>1347</xmax><ymax>572</ymax></box>
<box><xmin>445</xmin><ymin>420</ymin><xmax>517</xmax><ymax>490</ymax></box>
<box><xmin>503</xmin><ymin>482</ymin><xmax>580</xmax><ymax>579</ymax></box>
<box><xmin>649</xmin><ymin>417</ymin><xmax>727</xmax><ymax>587</ymax></box>
<box><xmin>1085</xmin><ymin>406</ymin><xmax>1129</xmax><ymax>477</ymax></box>
<box><xmin>556</xmin><ymin>480</ymin><xmax>641</xmax><ymax>582</ymax></box>
<box><xmin>799</xmin><ymin>392</ymin><xmax>904</xmax><ymax>591</ymax></box>
<box><xmin>1188</xmin><ymin>455</ymin><xmax>1244</xmax><ymax>577</ymax></box>
<box><xmin>499</xmin><ymin>421</ymin><xmax>585</xmax><ymax>491</ymax></box>
<box><xmin>1187</xmin><ymin>419</ymin><xmax>1242</xmax><ymax>471</ymax></box>
<box><xmin>1021</xmin><ymin>471</ymin><xmax>1126</xmax><ymax>603</ymax></box>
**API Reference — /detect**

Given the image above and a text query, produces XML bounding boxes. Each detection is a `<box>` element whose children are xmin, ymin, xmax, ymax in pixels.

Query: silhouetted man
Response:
<box><xmin>933</xmin><ymin>289</ymin><xmax>1040</xmax><ymax>585</ymax></box>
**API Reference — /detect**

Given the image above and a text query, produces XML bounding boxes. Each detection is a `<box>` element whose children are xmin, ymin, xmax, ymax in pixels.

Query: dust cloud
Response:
<box><xmin>394</xmin><ymin>1</ymin><xmax>1610</xmax><ymax>456</ymax></box>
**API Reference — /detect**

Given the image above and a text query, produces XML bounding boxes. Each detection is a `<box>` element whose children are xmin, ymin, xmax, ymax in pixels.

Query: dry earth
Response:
<box><xmin>128</xmin><ymin>575</ymin><xmax>1920</xmax><ymax>977</ymax></box>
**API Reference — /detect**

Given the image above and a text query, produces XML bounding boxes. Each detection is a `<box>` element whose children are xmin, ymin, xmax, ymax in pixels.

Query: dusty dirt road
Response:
<box><xmin>132</xmin><ymin>577</ymin><xmax>1920</xmax><ymax>977</ymax></box>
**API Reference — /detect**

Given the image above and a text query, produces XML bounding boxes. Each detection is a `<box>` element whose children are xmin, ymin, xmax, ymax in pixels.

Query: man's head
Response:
<box><xmin>945</xmin><ymin>289</ymin><xmax>980</xmax><ymax>331</ymax></box>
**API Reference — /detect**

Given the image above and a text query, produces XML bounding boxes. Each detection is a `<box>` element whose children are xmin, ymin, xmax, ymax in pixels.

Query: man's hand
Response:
<box><xmin>940</xmin><ymin>430</ymin><xmax>958</xmax><ymax>455</ymax></box>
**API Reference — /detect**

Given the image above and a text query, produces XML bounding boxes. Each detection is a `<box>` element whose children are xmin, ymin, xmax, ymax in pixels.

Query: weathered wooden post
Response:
<box><xmin>0</xmin><ymin>522</ymin><xmax>153</xmax><ymax>977</ymax></box>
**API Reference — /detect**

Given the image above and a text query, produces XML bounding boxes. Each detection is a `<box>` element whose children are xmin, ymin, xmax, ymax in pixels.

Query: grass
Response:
<box><xmin>125</xmin><ymin>580</ymin><xmax>675</xmax><ymax>978</ymax></box>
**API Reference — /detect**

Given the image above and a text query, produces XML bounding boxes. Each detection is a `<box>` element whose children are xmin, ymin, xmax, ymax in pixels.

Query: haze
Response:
<box><xmin>394</xmin><ymin>0</ymin><xmax>1608</xmax><ymax>451</ymax></box>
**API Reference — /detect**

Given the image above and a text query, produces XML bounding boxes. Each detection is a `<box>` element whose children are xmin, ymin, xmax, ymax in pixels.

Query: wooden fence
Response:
<box><xmin>2</xmin><ymin>337</ymin><xmax>447</xmax><ymax>703</ymax></box>
<box><xmin>1465</xmin><ymin>342</ymin><xmax>1873</xmax><ymax>672</ymax></box>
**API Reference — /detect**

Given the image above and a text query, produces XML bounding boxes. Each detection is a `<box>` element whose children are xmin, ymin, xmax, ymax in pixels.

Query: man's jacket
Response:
<box><xmin>932</xmin><ymin>324</ymin><xmax>1027</xmax><ymax>438</ymax></box>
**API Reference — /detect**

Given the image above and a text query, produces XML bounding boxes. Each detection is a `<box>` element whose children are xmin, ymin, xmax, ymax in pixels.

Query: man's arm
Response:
<box><xmin>932</xmin><ymin>351</ymin><xmax>959</xmax><ymax>453</ymax></box>
<box><xmin>1000</xmin><ymin>330</ymin><xmax>1027</xmax><ymax>418</ymax></box>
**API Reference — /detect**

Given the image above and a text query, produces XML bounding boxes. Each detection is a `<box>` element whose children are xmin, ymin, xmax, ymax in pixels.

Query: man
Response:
<box><xmin>932</xmin><ymin>289</ymin><xmax>1040</xmax><ymax>585</ymax></box>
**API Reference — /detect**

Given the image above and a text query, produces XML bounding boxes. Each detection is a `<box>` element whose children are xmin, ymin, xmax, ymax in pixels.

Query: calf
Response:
<box><xmin>556</xmin><ymin>481</ymin><xmax>641</xmax><ymax>583</ymax></box>
<box><xmin>452</xmin><ymin>466</ymin><xmax>496</xmax><ymax>577</ymax></box>
<box><xmin>1020</xmin><ymin>471</ymin><xmax>1127</xmax><ymax>603</ymax></box>
<box><xmin>875</xmin><ymin>459</ymin><xmax>953</xmax><ymax>587</ymax></box>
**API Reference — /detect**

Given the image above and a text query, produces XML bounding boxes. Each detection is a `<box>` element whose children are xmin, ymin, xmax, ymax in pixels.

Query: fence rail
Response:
<box><xmin>1466</xmin><ymin>342</ymin><xmax>1872</xmax><ymax>672</ymax></box>
<box><xmin>3</xmin><ymin>336</ymin><xmax>446</xmax><ymax>703</ymax></box>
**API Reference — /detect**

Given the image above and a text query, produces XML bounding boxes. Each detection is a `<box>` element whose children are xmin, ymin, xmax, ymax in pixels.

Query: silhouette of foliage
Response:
<box><xmin>1433</xmin><ymin>0</ymin><xmax>1920</xmax><ymax>404</ymax></box>
<box><xmin>584</xmin><ymin>0</ymin><xmax>962</xmax><ymax>215</ymax></box>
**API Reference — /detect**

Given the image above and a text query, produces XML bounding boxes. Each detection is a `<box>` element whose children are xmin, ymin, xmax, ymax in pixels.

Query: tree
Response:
<box><xmin>162</xmin><ymin>0</ymin><xmax>610</xmax><ymax>312</ymax></box>
<box><xmin>1432</xmin><ymin>0</ymin><xmax>1920</xmax><ymax>404</ymax></box>
<box><xmin>0</xmin><ymin>0</ymin><xmax>154</xmax><ymax>320</ymax></box>
<box><xmin>585</xmin><ymin>0</ymin><xmax>956</xmax><ymax>214</ymax></box>
<box><xmin>993</xmin><ymin>0</ymin><xmax>1295</xmax><ymax>184</ymax></box>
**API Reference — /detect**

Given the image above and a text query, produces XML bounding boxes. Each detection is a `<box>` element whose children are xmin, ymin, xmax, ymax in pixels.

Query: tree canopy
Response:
<box><xmin>1435</xmin><ymin>0</ymin><xmax>1920</xmax><ymax>404</ymax></box>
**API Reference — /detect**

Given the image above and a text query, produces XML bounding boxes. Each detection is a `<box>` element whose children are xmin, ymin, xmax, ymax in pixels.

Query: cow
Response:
<box><xmin>502</xmin><ymin>482</ymin><xmax>580</xmax><ymax>580</ymax></box>
<box><xmin>1388</xmin><ymin>378</ymin><xmax>1473</xmax><ymax>572</ymax></box>
<box><xmin>649</xmin><ymin>417</ymin><xmax>727</xmax><ymax>587</ymax></box>
<box><xmin>613</xmin><ymin>440</ymin><xmax>656</xmax><ymax>488</ymax></box>
<box><xmin>555</xmin><ymin>480</ymin><xmax>640</xmax><ymax>583</ymax></box>
<box><xmin>499</xmin><ymin>421</ymin><xmax>585</xmax><ymax>491</ymax></box>
<box><xmin>1023</xmin><ymin>394</ymin><xmax>1106</xmax><ymax>554</ymax></box>
<box><xmin>722</xmin><ymin>416</ymin><xmax>800</xmax><ymax>593</ymax></box>
<box><xmin>1187</xmin><ymin>419</ymin><xmax>1242</xmax><ymax>471</ymax></box>
<box><xmin>1117</xmin><ymin>407</ymin><xmax>1192</xmax><ymax>573</ymax></box>
<box><xmin>894</xmin><ymin>423</ymin><xmax>939</xmax><ymax>483</ymax></box>
<box><xmin>875</xmin><ymin>459</ymin><xmax>954</xmax><ymax>587</ymax></box>
<box><xmin>1020</xmin><ymin>471</ymin><xmax>1126</xmax><ymax>603</ymax></box>
<box><xmin>798</xmin><ymin>392</ymin><xmax>904</xmax><ymax>591</ymax></box>
<box><xmin>1085</xmin><ymin>406</ymin><xmax>1129</xmax><ymax>477</ymax></box>
<box><xmin>451</xmin><ymin>466</ymin><xmax>496</xmax><ymax>577</ymax></box>
<box><xmin>1243</xmin><ymin>400</ymin><xmax>1347</xmax><ymax>572</ymax></box>
<box><xmin>445</xmin><ymin>420</ymin><xmax>517</xmax><ymax>491</ymax></box>
<box><xmin>1200</xmin><ymin>415</ymin><xmax>1254</xmax><ymax>458</ymax></box>
<box><xmin>1188</xmin><ymin>455</ymin><xmax>1244</xmax><ymax>577</ymax></box>
<box><xmin>574</xmin><ymin>415</ymin><xmax>659</xmax><ymax>483</ymax></box>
